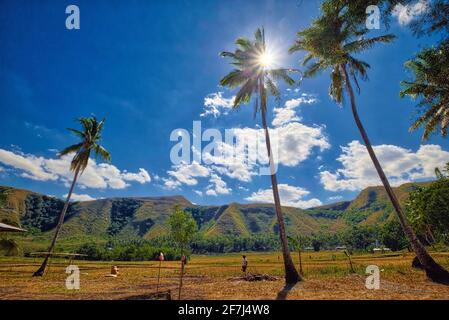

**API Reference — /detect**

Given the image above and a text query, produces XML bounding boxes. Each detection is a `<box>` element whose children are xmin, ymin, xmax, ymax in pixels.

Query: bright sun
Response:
<box><xmin>258</xmin><ymin>52</ymin><xmax>274</xmax><ymax>68</ymax></box>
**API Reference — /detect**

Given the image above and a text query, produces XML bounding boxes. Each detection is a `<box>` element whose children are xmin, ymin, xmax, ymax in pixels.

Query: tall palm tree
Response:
<box><xmin>289</xmin><ymin>2</ymin><xmax>449</xmax><ymax>284</ymax></box>
<box><xmin>220</xmin><ymin>28</ymin><xmax>301</xmax><ymax>284</ymax></box>
<box><xmin>33</xmin><ymin>116</ymin><xmax>110</xmax><ymax>277</ymax></box>
<box><xmin>400</xmin><ymin>39</ymin><xmax>449</xmax><ymax>140</ymax></box>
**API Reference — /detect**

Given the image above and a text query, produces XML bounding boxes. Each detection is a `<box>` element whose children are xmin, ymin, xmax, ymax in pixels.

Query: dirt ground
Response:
<box><xmin>1</xmin><ymin>251</ymin><xmax>449</xmax><ymax>300</ymax></box>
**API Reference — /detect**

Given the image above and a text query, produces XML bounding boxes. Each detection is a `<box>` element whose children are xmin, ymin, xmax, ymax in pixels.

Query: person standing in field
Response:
<box><xmin>241</xmin><ymin>255</ymin><xmax>248</xmax><ymax>274</ymax></box>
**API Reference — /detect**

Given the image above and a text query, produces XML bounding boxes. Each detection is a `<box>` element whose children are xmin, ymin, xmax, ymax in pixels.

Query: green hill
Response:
<box><xmin>0</xmin><ymin>181</ymin><xmax>428</xmax><ymax>250</ymax></box>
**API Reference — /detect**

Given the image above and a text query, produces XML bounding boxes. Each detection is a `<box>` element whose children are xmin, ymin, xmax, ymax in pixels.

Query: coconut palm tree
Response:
<box><xmin>33</xmin><ymin>116</ymin><xmax>110</xmax><ymax>277</ymax></box>
<box><xmin>220</xmin><ymin>28</ymin><xmax>301</xmax><ymax>284</ymax></box>
<box><xmin>289</xmin><ymin>2</ymin><xmax>449</xmax><ymax>284</ymax></box>
<box><xmin>400</xmin><ymin>40</ymin><xmax>449</xmax><ymax>140</ymax></box>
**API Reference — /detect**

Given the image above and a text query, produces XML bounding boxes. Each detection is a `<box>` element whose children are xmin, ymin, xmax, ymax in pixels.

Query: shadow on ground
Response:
<box><xmin>276</xmin><ymin>283</ymin><xmax>298</xmax><ymax>300</ymax></box>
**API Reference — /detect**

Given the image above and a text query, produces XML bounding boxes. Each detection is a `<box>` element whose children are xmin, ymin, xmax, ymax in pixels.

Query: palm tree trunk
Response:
<box><xmin>341</xmin><ymin>64</ymin><xmax>449</xmax><ymax>284</ymax></box>
<box><xmin>259</xmin><ymin>77</ymin><xmax>301</xmax><ymax>284</ymax></box>
<box><xmin>298</xmin><ymin>250</ymin><xmax>303</xmax><ymax>275</ymax></box>
<box><xmin>33</xmin><ymin>168</ymin><xmax>80</xmax><ymax>277</ymax></box>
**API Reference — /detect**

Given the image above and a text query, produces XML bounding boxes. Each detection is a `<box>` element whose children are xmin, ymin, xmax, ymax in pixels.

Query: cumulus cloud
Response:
<box><xmin>164</xmin><ymin>91</ymin><xmax>328</xmax><ymax>194</ymax></box>
<box><xmin>0</xmin><ymin>149</ymin><xmax>58</xmax><ymax>181</ymax></box>
<box><xmin>392</xmin><ymin>0</ymin><xmax>428</xmax><ymax>25</ymax></box>
<box><xmin>122</xmin><ymin>169</ymin><xmax>152</xmax><ymax>184</ymax></box>
<box><xmin>274</xmin><ymin>122</ymin><xmax>329</xmax><ymax>167</ymax></box>
<box><xmin>201</xmin><ymin>122</ymin><xmax>329</xmax><ymax>182</ymax></box>
<box><xmin>206</xmin><ymin>173</ymin><xmax>231</xmax><ymax>196</ymax></box>
<box><xmin>165</xmin><ymin>161</ymin><xmax>210</xmax><ymax>189</ymax></box>
<box><xmin>0</xmin><ymin>148</ymin><xmax>151</xmax><ymax>190</ymax></box>
<box><xmin>200</xmin><ymin>92</ymin><xmax>235</xmax><ymax>118</ymax></box>
<box><xmin>245</xmin><ymin>184</ymin><xmax>322</xmax><ymax>209</ymax></box>
<box><xmin>320</xmin><ymin>141</ymin><xmax>449</xmax><ymax>192</ymax></box>
<box><xmin>272</xmin><ymin>94</ymin><xmax>318</xmax><ymax>127</ymax></box>
<box><xmin>65</xmin><ymin>193</ymin><xmax>96</xmax><ymax>202</ymax></box>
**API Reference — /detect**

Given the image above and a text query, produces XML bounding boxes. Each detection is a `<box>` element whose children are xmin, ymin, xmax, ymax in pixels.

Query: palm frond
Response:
<box><xmin>233</xmin><ymin>79</ymin><xmax>256</xmax><ymax>108</ymax></box>
<box><xmin>235</xmin><ymin>38</ymin><xmax>252</xmax><ymax>50</ymax></box>
<box><xmin>59</xmin><ymin>143</ymin><xmax>84</xmax><ymax>157</ymax></box>
<box><xmin>265</xmin><ymin>78</ymin><xmax>281</xmax><ymax>102</ymax></box>
<box><xmin>303</xmin><ymin>61</ymin><xmax>325</xmax><ymax>78</ymax></box>
<box><xmin>269</xmin><ymin>69</ymin><xmax>296</xmax><ymax>86</ymax></box>
<box><xmin>343</xmin><ymin>35</ymin><xmax>396</xmax><ymax>54</ymax></box>
<box><xmin>220</xmin><ymin>69</ymin><xmax>247</xmax><ymax>88</ymax></box>
<box><xmin>94</xmin><ymin>145</ymin><xmax>111</xmax><ymax>162</ymax></box>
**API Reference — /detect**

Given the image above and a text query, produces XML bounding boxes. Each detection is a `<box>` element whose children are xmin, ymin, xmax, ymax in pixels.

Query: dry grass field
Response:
<box><xmin>1</xmin><ymin>251</ymin><xmax>449</xmax><ymax>300</ymax></box>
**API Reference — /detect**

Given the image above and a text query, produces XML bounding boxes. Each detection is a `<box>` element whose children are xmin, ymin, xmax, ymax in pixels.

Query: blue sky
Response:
<box><xmin>0</xmin><ymin>0</ymin><xmax>448</xmax><ymax>207</ymax></box>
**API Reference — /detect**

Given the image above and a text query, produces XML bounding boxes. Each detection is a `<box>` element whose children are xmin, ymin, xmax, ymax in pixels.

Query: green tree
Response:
<box><xmin>289</xmin><ymin>1</ymin><xmax>449</xmax><ymax>284</ymax></box>
<box><xmin>406</xmin><ymin>179</ymin><xmax>449</xmax><ymax>245</ymax></box>
<box><xmin>288</xmin><ymin>235</ymin><xmax>309</xmax><ymax>275</ymax></box>
<box><xmin>380</xmin><ymin>219</ymin><xmax>409</xmax><ymax>251</ymax></box>
<box><xmin>311</xmin><ymin>235</ymin><xmax>323</xmax><ymax>252</ymax></box>
<box><xmin>403</xmin><ymin>0</ymin><xmax>449</xmax><ymax>37</ymax></box>
<box><xmin>167</xmin><ymin>206</ymin><xmax>197</xmax><ymax>299</ymax></box>
<box><xmin>400</xmin><ymin>40</ymin><xmax>449</xmax><ymax>140</ymax></box>
<box><xmin>33</xmin><ymin>116</ymin><xmax>110</xmax><ymax>277</ymax></box>
<box><xmin>219</xmin><ymin>27</ymin><xmax>301</xmax><ymax>284</ymax></box>
<box><xmin>341</xmin><ymin>225</ymin><xmax>378</xmax><ymax>251</ymax></box>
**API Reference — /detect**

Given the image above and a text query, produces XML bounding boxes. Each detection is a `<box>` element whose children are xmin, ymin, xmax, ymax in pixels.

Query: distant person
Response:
<box><xmin>241</xmin><ymin>255</ymin><xmax>248</xmax><ymax>274</ymax></box>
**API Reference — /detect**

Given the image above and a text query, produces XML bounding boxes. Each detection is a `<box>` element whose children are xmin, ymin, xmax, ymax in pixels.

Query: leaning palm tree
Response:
<box><xmin>400</xmin><ymin>39</ymin><xmax>449</xmax><ymax>140</ymax></box>
<box><xmin>220</xmin><ymin>28</ymin><xmax>301</xmax><ymax>284</ymax></box>
<box><xmin>289</xmin><ymin>2</ymin><xmax>449</xmax><ymax>283</ymax></box>
<box><xmin>33</xmin><ymin>116</ymin><xmax>110</xmax><ymax>277</ymax></box>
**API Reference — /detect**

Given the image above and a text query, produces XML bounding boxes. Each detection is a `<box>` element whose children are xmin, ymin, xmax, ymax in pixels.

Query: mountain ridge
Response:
<box><xmin>0</xmin><ymin>181</ymin><xmax>428</xmax><ymax>244</ymax></box>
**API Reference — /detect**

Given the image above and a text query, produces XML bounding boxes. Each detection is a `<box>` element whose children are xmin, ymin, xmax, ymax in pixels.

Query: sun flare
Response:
<box><xmin>258</xmin><ymin>51</ymin><xmax>275</xmax><ymax>68</ymax></box>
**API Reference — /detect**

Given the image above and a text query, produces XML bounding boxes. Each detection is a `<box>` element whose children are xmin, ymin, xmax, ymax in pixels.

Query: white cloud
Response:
<box><xmin>0</xmin><ymin>148</ymin><xmax>152</xmax><ymax>190</ymax></box>
<box><xmin>274</xmin><ymin>122</ymin><xmax>329</xmax><ymax>167</ymax></box>
<box><xmin>205</xmin><ymin>189</ymin><xmax>217</xmax><ymax>196</ymax></box>
<box><xmin>162</xmin><ymin>178</ymin><xmax>182</xmax><ymax>190</ymax></box>
<box><xmin>65</xmin><ymin>193</ymin><xmax>96</xmax><ymax>202</ymax></box>
<box><xmin>166</xmin><ymin>161</ymin><xmax>210</xmax><ymax>188</ymax></box>
<box><xmin>203</xmin><ymin>138</ymin><xmax>255</xmax><ymax>182</ymax></box>
<box><xmin>200</xmin><ymin>92</ymin><xmax>235</xmax><ymax>118</ymax></box>
<box><xmin>0</xmin><ymin>149</ymin><xmax>58</xmax><ymax>181</ymax></box>
<box><xmin>194</xmin><ymin>190</ymin><xmax>203</xmax><ymax>196</ymax></box>
<box><xmin>272</xmin><ymin>94</ymin><xmax>318</xmax><ymax>127</ymax></box>
<box><xmin>393</xmin><ymin>0</ymin><xmax>428</xmax><ymax>25</ymax></box>
<box><xmin>245</xmin><ymin>184</ymin><xmax>322</xmax><ymax>209</ymax></box>
<box><xmin>121</xmin><ymin>168</ymin><xmax>151</xmax><ymax>184</ymax></box>
<box><xmin>272</xmin><ymin>108</ymin><xmax>300</xmax><ymax>127</ymax></box>
<box><xmin>328</xmin><ymin>195</ymin><xmax>343</xmax><ymax>201</ymax></box>
<box><xmin>320</xmin><ymin>141</ymin><xmax>449</xmax><ymax>192</ymax></box>
<box><xmin>201</xmin><ymin>122</ymin><xmax>329</xmax><ymax>182</ymax></box>
<box><xmin>164</xmin><ymin>91</ymin><xmax>328</xmax><ymax>194</ymax></box>
<box><xmin>206</xmin><ymin>174</ymin><xmax>231</xmax><ymax>196</ymax></box>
